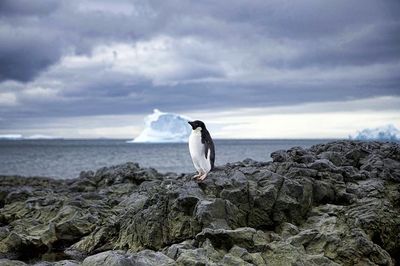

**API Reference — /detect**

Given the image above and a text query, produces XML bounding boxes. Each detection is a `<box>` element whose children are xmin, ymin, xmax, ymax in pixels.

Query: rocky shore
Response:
<box><xmin>1</xmin><ymin>140</ymin><xmax>399</xmax><ymax>265</ymax></box>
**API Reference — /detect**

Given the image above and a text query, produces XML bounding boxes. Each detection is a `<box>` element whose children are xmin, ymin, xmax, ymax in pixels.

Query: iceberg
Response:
<box><xmin>25</xmin><ymin>135</ymin><xmax>60</xmax><ymax>140</ymax></box>
<box><xmin>0</xmin><ymin>134</ymin><xmax>60</xmax><ymax>140</ymax></box>
<box><xmin>350</xmin><ymin>124</ymin><xmax>400</xmax><ymax>141</ymax></box>
<box><xmin>130</xmin><ymin>109</ymin><xmax>192</xmax><ymax>143</ymax></box>
<box><xmin>0</xmin><ymin>134</ymin><xmax>23</xmax><ymax>140</ymax></box>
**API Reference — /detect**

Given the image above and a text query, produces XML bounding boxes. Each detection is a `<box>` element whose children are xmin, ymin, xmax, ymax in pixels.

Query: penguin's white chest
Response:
<box><xmin>189</xmin><ymin>130</ymin><xmax>211</xmax><ymax>173</ymax></box>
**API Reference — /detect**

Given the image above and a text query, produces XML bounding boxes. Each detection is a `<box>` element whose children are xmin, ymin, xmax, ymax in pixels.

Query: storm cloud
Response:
<box><xmin>0</xmin><ymin>0</ymin><xmax>399</xmax><ymax>137</ymax></box>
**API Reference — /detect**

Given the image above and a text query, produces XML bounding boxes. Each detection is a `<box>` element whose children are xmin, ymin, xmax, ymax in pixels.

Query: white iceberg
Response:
<box><xmin>0</xmin><ymin>134</ymin><xmax>23</xmax><ymax>140</ymax></box>
<box><xmin>350</xmin><ymin>124</ymin><xmax>400</xmax><ymax>141</ymax></box>
<box><xmin>25</xmin><ymin>135</ymin><xmax>60</xmax><ymax>140</ymax></box>
<box><xmin>130</xmin><ymin>109</ymin><xmax>192</xmax><ymax>143</ymax></box>
<box><xmin>0</xmin><ymin>134</ymin><xmax>60</xmax><ymax>140</ymax></box>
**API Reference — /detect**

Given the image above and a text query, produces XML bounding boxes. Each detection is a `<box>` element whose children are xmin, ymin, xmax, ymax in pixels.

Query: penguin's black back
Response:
<box><xmin>201</xmin><ymin>129</ymin><xmax>215</xmax><ymax>170</ymax></box>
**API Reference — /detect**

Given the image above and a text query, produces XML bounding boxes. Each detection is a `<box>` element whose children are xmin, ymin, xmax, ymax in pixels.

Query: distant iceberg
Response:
<box><xmin>25</xmin><ymin>135</ymin><xmax>60</xmax><ymax>140</ymax></box>
<box><xmin>129</xmin><ymin>109</ymin><xmax>192</xmax><ymax>143</ymax></box>
<box><xmin>0</xmin><ymin>134</ymin><xmax>23</xmax><ymax>140</ymax></box>
<box><xmin>350</xmin><ymin>124</ymin><xmax>400</xmax><ymax>141</ymax></box>
<box><xmin>0</xmin><ymin>134</ymin><xmax>60</xmax><ymax>140</ymax></box>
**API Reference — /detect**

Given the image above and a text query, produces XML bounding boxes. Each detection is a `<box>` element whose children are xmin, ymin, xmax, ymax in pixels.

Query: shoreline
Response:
<box><xmin>0</xmin><ymin>138</ymin><xmax>338</xmax><ymax>180</ymax></box>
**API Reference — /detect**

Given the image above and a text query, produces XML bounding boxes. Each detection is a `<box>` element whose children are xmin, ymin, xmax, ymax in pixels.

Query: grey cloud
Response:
<box><xmin>289</xmin><ymin>22</ymin><xmax>400</xmax><ymax>68</ymax></box>
<box><xmin>0</xmin><ymin>0</ymin><xmax>399</xmax><ymax>136</ymax></box>
<box><xmin>0</xmin><ymin>26</ymin><xmax>63</xmax><ymax>82</ymax></box>
<box><xmin>0</xmin><ymin>1</ymin><xmax>159</xmax><ymax>82</ymax></box>
<box><xmin>1</xmin><ymin>0</ymin><xmax>399</xmax><ymax>82</ymax></box>
<box><xmin>0</xmin><ymin>0</ymin><xmax>59</xmax><ymax>17</ymax></box>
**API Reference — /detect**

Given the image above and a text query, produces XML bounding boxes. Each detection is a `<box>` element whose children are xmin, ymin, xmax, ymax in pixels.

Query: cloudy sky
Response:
<box><xmin>0</xmin><ymin>0</ymin><xmax>399</xmax><ymax>139</ymax></box>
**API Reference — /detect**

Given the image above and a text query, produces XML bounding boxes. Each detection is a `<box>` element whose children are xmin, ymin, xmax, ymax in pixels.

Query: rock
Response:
<box><xmin>0</xmin><ymin>231</ymin><xmax>47</xmax><ymax>260</ymax></box>
<box><xmin>130</xmin><ymin>250</ymin><xmax>175</xmax><ymax>266</ymax></box>
<box><xmin>69</xmin><ymin>225</ymin><xmax>118</xmax><ymax>255</ymax></box>
<box><xmin>228</xmin><ymin>246</ymin><xmax>265</xmax><ymax>265</ymax></box>
<box><xmin>219</xmin><ymin>254</ymin><xmax>253</xmax><ymax>265</ymax></box>
<box><xmin>317</xmin><ymin>151</ymin><xmax>344</xmax><ymax>166</ymax></box>
<box><xmin>0</xmin><ymin>259</ymin><xmax>27</xmax><ymax>266</ymax></box>
<box><xmin>82</xmin><ymin>250</ymin><xmax>133</xmax><ymax>266</ymax></box>
<box><xmin>0</xmin><ymin>141</ymin><xmax>399</xmax><ymax>265</ymax></box>
<box><xmin>246</xmin><ymin>170</ymin><xmax>284</xmax><ymax>228</ymax></box>
<box><xmin>312</xmin><ymin>180</ymin><xmax>335</xmax><ymax>204</ymax></box>
<box><xmin>271</xmin><ymin>150</ymin><xmax>288</xmax><ymax>162</ymax></box>
<box><xmin>195</xmin><ymin>198</ymin><xmax>241</xmax><ymax>229</ymax></box>
<box><xmin>272</xmin><ymin>176</ymin><xmax>313</xmax><ymax>225</ymax></box>
<box><xmin>308</xmin><ymin>159</ymin><xmax>338</xmax><ymax>172</ymax></box>
<box><xmin>92</xmin><ymin>162</ymin><xmax>161</xmax><ymax>187</ymax></box>
<box><xmin>4</xmin><ymin>188</ymin><xmax>33</xmax><ymax>204</ymax></box>
<box><xmin>163</xmin><ymin>240</ymin><xmax>194</xmax><ymax>260</ymax></box>
<box><xmin>276</xmin><ymin>222</ymin><xmax>299</xmax><ymax>238</ymax></box>
<box><xmin>195</xmin><ymin>227</ymin><xmax>268</xmax><ymax>252</ymax></box>
<box><xmin>33</xmin><ymin>260</ymin><xmax>80</xmax><ymax>266</ymax></box>
<box><xmin>175</xmin><ymin>248</ymin><xmax>214</xmax><ymax>266</ymax></box>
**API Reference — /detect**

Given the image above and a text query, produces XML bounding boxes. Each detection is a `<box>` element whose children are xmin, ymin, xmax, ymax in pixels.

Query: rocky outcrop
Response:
<box><xmin>1</xmin><ymin>141</ymin><xmax>399</xmax><ymax>265</ymax></box>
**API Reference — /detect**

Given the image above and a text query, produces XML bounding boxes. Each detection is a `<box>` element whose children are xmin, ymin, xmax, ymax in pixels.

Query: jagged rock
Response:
<box><xmin>271</xmin><ymin>150</ymin><xmax>288</xmax><ymax>162</ymax></box>
<box><xmin>175</xmin><ymin>248</ymin><xmax>215</xmax><ymax>266</ymax></box>
<box><xmin>272</xmin><ymin>176</ymin><xmax>313</xmax><ymax>225</ymax></box>
<box><xmin>51</xmin><ymin>260</ymin><xmax>80</xmax><ymax>266</ymax></box>
<box><xmin>81</xmin><ymin>250</ymin><xmax>133</xmax><ymax>266</ymax></box>
<box><xmin>131</xmin><ymin>250</ymin><xmax>175</xmax><ymax>265</ymax></box>
<box><xmin>195</xmin><ymin>227</ymin><xmax>268</xmax><ymax>252</ymax></box>
<box><xmin>228</xmin><ymin>246</ymin><xmax>265</xmax><ymax>265</ymax></box>
<box><xmin>195</xmin><ymin>198</ymin><xmax>241</xmax><ymax>229</ymax></box>
<box><xmin>91</xmin><ymin>162</ymin><xmax>161</xmax><ymax>187</ymax></box>
<box><xmin>32</xmin><ymin>260</ymin><xmax>80</xmax><ymax>266</ymax></box>
<box><xmin>0</xmin><ymin>141</ymin><xmax>399</xmax><ymax>265</ymax></box>
<box><xmin>317</xmin><ymin>151</ymin><xmax>344</xmax><ymax>166</ymax></box>
<box><xmin>69</xmin><ymin>225</ymin><xmax>118</xmax><ymax>255</ymax></box>
<box><xmin>163</xmin><ymin>240</ymin><xmax>195</xmax><ymax>260</ymax></box>
<box><xmin>0</xmin><ymin>259</ymin><xmax>27</xmax><ymax>266</ymax></box>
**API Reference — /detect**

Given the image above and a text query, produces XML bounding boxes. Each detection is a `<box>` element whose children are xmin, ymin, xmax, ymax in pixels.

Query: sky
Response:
<box><xmin>0</xmin><ymin>0</ymin><xmax>399</xmax><ymax>139</ymax></box>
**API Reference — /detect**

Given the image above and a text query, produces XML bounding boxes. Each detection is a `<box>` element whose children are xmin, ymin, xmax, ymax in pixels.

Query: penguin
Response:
<box><xmin>188</xmin><ymin>120</ymin><xmax>215</xmax><ymax>181</ymax></box>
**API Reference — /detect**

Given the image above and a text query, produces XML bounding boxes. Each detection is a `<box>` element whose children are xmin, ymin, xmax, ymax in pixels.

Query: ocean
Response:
<box><xmin>0</xmin><ymin>139</ymin><xmax>334</xmax><ymax>179</ymax></box>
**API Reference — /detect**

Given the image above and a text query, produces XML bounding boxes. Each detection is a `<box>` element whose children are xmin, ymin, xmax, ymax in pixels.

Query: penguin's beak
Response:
<box><xmin>188</xmin><ymin>121</ymin><xmax>194</xmax><ymax>129</ymax></box>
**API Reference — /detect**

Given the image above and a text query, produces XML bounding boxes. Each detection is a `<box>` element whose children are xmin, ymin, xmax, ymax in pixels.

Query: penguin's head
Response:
<box><xmin>188</xmin><ymin>120</ymin><xmax>206</xmax><ymax>131</ymax></box>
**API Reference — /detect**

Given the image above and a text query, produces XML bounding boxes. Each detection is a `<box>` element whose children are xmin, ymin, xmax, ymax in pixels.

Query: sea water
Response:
<box><xmin>0</xmin><ymin>139</ymin><xmax>334</xmax><ymax>179</ymax></box>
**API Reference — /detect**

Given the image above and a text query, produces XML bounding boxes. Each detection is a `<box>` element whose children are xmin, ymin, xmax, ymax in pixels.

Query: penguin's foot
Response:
<box><xmin>192</xmin><ymin>173</ymin><xmax>202</xmax><ymax>179</ymax></box>
<box><xmin>197</xmin><ymin>173</ymin><xmax>208</xmax><ymax>181</ymax></box>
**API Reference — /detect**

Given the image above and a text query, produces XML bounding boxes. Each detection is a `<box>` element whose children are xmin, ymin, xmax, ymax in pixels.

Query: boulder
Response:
<box><xmin>81</xmin><ymin>250</ymin><xmax>133</xmax><ymax>266</ymax></box>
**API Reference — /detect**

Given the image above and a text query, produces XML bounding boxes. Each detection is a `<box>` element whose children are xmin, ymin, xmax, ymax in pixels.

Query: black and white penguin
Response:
<box><xmin>188</xmin><ymin>120</ymin><xmax>215</xmax><ymax>181</ymax></box>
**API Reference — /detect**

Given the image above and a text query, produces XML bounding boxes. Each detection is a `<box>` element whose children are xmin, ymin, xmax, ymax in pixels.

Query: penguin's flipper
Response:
<box><xmin>204</xmin><ymin>140</ymin><xmax>215</xmax><ymax>170</ymax></box>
